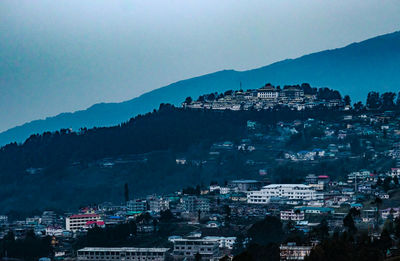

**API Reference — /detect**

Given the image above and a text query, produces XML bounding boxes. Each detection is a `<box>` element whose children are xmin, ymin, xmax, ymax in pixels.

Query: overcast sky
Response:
<box><xmin>1</xmin><ymin>0</ymin><xmax>400</xmax><ymax>132</ymax></box>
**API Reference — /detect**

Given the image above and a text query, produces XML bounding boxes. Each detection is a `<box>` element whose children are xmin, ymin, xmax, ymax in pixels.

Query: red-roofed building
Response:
<box><xmin>86</xmin><ymin>220</ymin><xmax>105</xmax><ymax>229</ymax></box>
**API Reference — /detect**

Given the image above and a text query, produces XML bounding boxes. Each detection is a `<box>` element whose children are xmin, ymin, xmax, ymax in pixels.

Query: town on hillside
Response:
<box><xmin>1</xmin><ymin>86</ymin><xmax>400</xmax><ymax>261</ymax></box>
<box><xmin>182</xmin><ymin>83</ymin><xmax>346</xmax><ymax>111</ymax></box>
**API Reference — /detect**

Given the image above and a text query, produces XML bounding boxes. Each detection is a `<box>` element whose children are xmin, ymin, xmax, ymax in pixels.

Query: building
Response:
<box><xmin>281</xmin><ymin>86</ymin><xmax>304</xmax><ymax>103</ymax></box>
<box><xmin>172</xmin><ymin>238</ymin><xmax>220</xmax><ymax>261</ymax></box>
<box><xmin>228</xmin><ymin>180</ymin><xmax>260</xmax><ymax>192</ymax></box>
<box><xmin>65</xmin><ymin>214</ymin><xmax>102</xmax><ymax>231</ymax></box>
<box><xmin>182</xmin><ymin>196</ymin><xmax>210</xmax><ymax>213</ymax></box>
<box><xmin>280</xmin><ymin>210</ymin><xmax>305</xmax><ymax>221</ymax></box>
<box><xmin>77</xmin><ymin>247</ymin><xmax>170</xmax><ymax>261</ymax></box>
<box><xmin>148</xmin><ymin>197</ymin><xmax>169</xmax><ymax>213</ymax></box>
<box><xmin>41</xmin><ymin>211</ymin><xmax>57</xmax><ymax>225</ymax></box>
<box><xmin>280</xmin><ymin>243</ymin><xmax>312</xmax><ymax>260</ymax></box>
<box><xmin>127</xmin><ymin>199</ymin><xmax>147</xmax><ymax>213</ymax></box>
<box><xmin>0</xmin><ymin>215</ymin><xmax>8</xmax><ymax>225</ymax></box>
<box><xmin>247</xmin><ymin>184</ymin><xmax>316</xmax><ymax>204</ymax></box>
<box><xmin>203</xmin><ymin>236</ymin><xmax>237</xmax><ymax>250</ymax></box>
<box><xmin>257</xmin><ymin>85</ymin><xmax>279</xmax><ymax>100</ymax></box>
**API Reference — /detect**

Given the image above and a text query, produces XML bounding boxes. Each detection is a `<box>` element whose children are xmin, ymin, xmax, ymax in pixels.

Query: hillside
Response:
<box><xmin>1</xmin><ymin>31</ymin><xmax>400</xmax><ymax>145</ymax></box>
<box><xmin>0</xmin><ymin>105</ymin><xmax>348</xmax><ymax>212</ymax></box>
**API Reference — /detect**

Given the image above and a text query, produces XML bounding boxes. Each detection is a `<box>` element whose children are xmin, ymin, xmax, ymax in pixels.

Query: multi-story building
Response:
<box><xmin>228</xmin><ymin>180</ymin><xmax>260</xmax><ymax>192</ymax></box>
<box><xmin>148</xmin><ymin>197</ymin><xmax>169</xmax><ymax>213</ymax></box>
<box><xmin>257</xmin><ymin>85</ymin><xmax>279</xmax><ymax>100</ymax></box>
<box><xmin>280</xmin><ymin>210</ymin><xmax>305</xmax><ymax>221</ymax></box>
<box><xmin>77</xmin><ymin>247</ymin><xmax>170</xmax><ymax>261</ymax></box>
<box><xmin>65</xmin><ymin>214</ymin><xmax>102</xmax><ymax>231</ymax></box>
<box><xmin>203</xmin><ymin>236</ymin><xmax>237</xmax><ymax>250</ymax></box>
<box><xmin>281</xmin><ymin>86</ymin><xmax>304</xmax><ymax>103</ymax></box>
<box><xmin>247</xmin><ymin>184</ymin><xmax>316</xmax><ymax>204</ymax></box>
<box><xmin>41</xmin><ymin>211</ymin><xmax>57</xmax><ymax>225</ymax></box>
<box><xmin>172</xmin><ymin>238</ymin><xmax>220</xmax><ymax>261</ymax></box>
<box><xmin>182</xmin><ymin>196</ymin><xmax>210</xmax><ymax>213</ymax></box>
<box><xmin>0</xmin><ymin>215</ymin><xmax>8</xmax><ymax>225</ymax></box>
<box><xmin>127</xmin><ymin>199</ymin><xmax>147</xmax><ymax>213</ymax></box>
<box><xmin>280</xmin><ymin>243</ymin><xmax>312</xmax><ymax>260</ymax></box>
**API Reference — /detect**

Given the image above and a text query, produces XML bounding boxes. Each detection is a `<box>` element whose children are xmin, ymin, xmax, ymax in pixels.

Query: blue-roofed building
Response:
<box><xmin>297</xmin><ymin>206</ymin><xmax>334</xmax><ymax>214</ymax></box>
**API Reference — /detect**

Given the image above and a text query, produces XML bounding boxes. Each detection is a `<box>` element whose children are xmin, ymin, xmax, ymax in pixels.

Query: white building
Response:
<box><xmin>65</xmin><ymin>214</ymin><xmax>102</xmax><ymax>231</ymax></box>
<box><xmin>148</xmin><ymin>197</ymin><xmax>169</xmax><ymax>213</ymax></box>
<box><xmin>280</xmin><ymin>210</ymin><xmax>305</xmax><ymax>221</ymax></box>
<box><xmin>257</xmin><ymin>85</ymin><xmax>279</xmax><ymax>100</ymax></box>
<box><xmin>77</xmin><ymin>247</ymin><xmax>170</xmax><ymax>261</ymax></box>
<box><xmin>247</xmin><ymin>184</ymin><xmax>316</xmax><ymax>204</ymax></box>
<box><xmin>127</xmin><ymin>199</ymin><xmax>147</xmax><ymax>212</ymax></box>
<box><xmin>203</xmin><ymin>236</ymin><xmax>237</xmax><ymax>249</ymax></box>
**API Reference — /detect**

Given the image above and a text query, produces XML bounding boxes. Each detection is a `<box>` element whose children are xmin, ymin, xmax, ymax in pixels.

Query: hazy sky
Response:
<box><xmin>1</xmin><ymin>0</ymin><xmax>400</xmax><ymax>132</ymax></box>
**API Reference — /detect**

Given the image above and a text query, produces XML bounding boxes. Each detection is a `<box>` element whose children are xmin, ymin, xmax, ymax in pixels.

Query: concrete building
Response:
<box><xmin>228</xmin><ymin>180</ymin><xmax>260</xmax><ymax>192</ymax></box>
<box><xmin>280</xmin><ymin>210</ymin><xmax>305</xmax><ymax>221</ymax></box>
<box><xmin>77</xmin><ymin>247</ymin><xmax>170</xmax><ymax>261</ymax></box>
<box><xmin>172</xmin><ymin>238</ymin><xmax>220</xmax><ymax>261</ymax></box>
<box><xmin>127</xmin><ymin>199</ymin><xmax>147</xmax><ymax>213</ymax></box>
<box><xmin>41</xmin><ymin>211</ymin><xmax>57</xmax><ymax>225</ymax></box>
<box><xmin>148</xmin><ymin>197</ymin><xmax>169</xmax><ymax>213</ymax></box>
<box><xmin>257</xmin><ymin>85</ymin><xmax>279</xmax><ymax>100</ymax></box>
<box><xmin>182</xmin><ymin>196</ymin><xmax>210</xmax><ymax>213</ymax></box>
<box><xmin>280</xmin><ymin>243</ymin><xmax>312</xmax><ymax>260</ymax></box>
<box><xmin>203</xmin><ymin>236</ymin><xmax>237</xmax><ymax>250</ymax></box>
<box><xmin>66</xmin><ymin>214</ymin><xmax>102</xmax><ymax>231</ymax></box>
<box><xmin>247</xmin><ymin>184</ymin><xmax>316</xmax><ymax>204</ymax></box>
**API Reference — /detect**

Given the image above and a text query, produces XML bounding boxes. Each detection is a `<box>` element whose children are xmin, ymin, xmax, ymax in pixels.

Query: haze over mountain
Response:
<box><xmin>1</xmin><ymin>30</ymin><xmax>400</xmax><ymax>146</ymax></box>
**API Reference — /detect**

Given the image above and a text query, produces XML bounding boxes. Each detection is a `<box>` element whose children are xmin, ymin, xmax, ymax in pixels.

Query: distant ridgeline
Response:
<box><xmin>182</xmin><ymin>83</ymin><xmax>346</xmax><ymax>111</ymax></box>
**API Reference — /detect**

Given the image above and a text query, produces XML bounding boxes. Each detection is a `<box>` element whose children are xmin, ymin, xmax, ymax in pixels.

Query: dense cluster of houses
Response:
<box><xmin>182</xmin><ymin>84</ymin><xmax>344</xmax><ymax>111</ymax></box>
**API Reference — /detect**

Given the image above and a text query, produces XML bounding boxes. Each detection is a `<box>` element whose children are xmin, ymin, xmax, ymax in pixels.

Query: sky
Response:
<box><xmin>1</xmin><ymin>1</ymin><xmax>400</xmax><ymax>132</ymax></box>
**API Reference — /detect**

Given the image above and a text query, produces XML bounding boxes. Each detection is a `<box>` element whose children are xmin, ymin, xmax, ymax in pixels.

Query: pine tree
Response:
<box><xmin>124</xmin><ymin>183</ymin><xmax>129</xmax><ymax>203</ymax></box>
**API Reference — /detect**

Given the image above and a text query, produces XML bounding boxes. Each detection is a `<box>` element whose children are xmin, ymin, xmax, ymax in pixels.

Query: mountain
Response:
<box><xmin>1</xmin><ymin>31</ymin><xmax>400</xmax><ymax>146</ymax></box>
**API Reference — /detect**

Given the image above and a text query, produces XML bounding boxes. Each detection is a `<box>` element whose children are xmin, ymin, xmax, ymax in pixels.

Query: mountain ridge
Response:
<box><xmin>1</xmin><ymin>30</ymin><xmax>400</xmax><ymax>145</ymax></box>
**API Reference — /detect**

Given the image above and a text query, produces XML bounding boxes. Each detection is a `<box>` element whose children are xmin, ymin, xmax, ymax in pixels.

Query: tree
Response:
<box><xmin>393</xmin><ymin>175</ymin><xmax>399</xmax><ymax>185</ymax></box>
<box><xmin>247</xmin><ymin>216</ymin><xmax>283</xmax><ymax>245</ymax></box>
<box><xmin>353</xmin><ymin>101</ymin><xmax>364</xmax><ymax>111</ymax></box>
<box><xmin>343</xmin><ymin>213</ymin><xmax>357</xmax><ymax>234</ymax></box>
<box><xmin>184</xmin><ymin>96</ymin><xmax>192</xmax><ymax>104</ymax></box>
<box><xmin>381</xmin><ymin>92</ymin><xmax>396</xmax><ymax>109</ymax></box>
<box><xmin>374</xmin><ymin>197</ymin><xmax>383</xmax><ymax>226</ymax></box>
<box><xmin>124</xmin><ymin>183</ymin><xmax>129</xmax><ymax>203</ymax></box>
<box><xmin>312</xmin><ymin>219</ymin><xmax>329</xmax><ymax>241</ymax></box>
<box><xmin>396</xmin><ymin>92</ymin><xmax>400</xmax><ymax>107</ymax></box>
<box><xmin>160</xmin><ymin>209</ymin><xmax>174</xmax><ymax>222</ymax></box>
<box><xmin>344</xmin><ymin>95</ymin><xmax>351</xmax><ymax>106</ymax></box>
<box><xmin>366</xmin><ymin>91</ymin><xmax>381</xmax><ymax>109</ymax></box>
